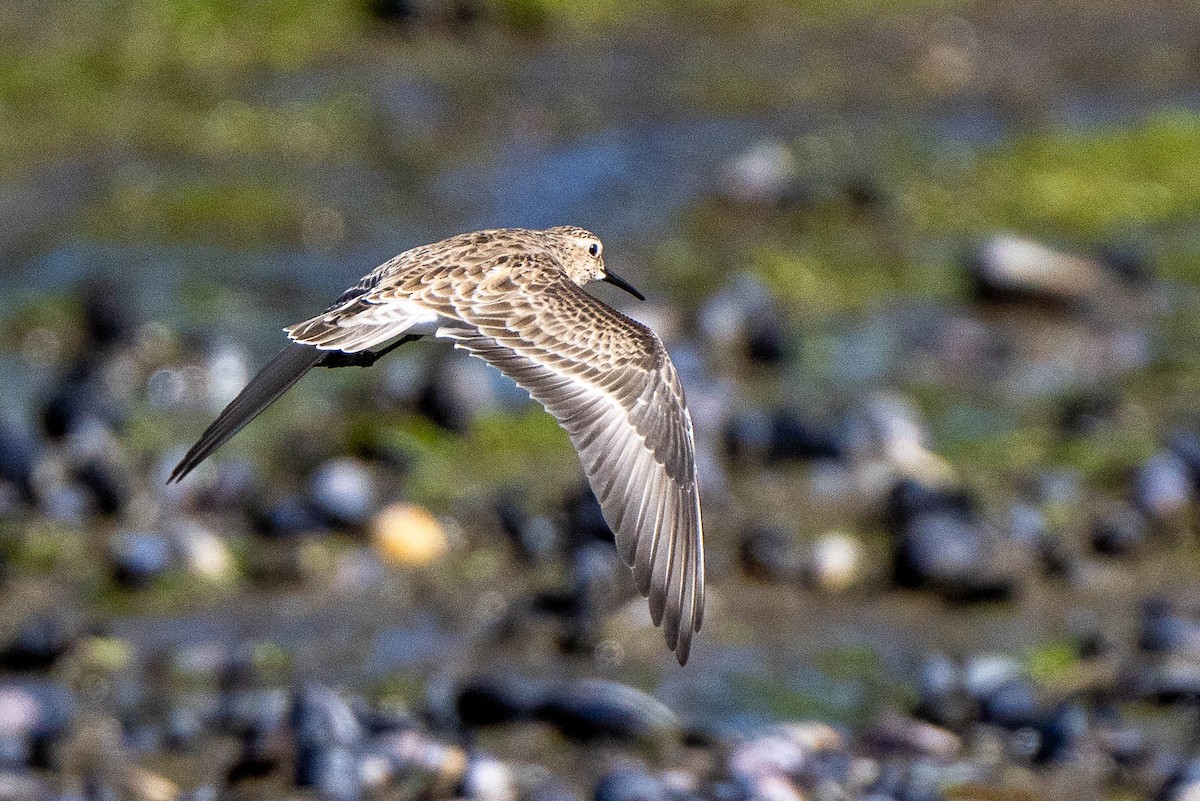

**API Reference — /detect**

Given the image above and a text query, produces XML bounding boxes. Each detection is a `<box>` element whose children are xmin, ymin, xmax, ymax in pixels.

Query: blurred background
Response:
<box><xmin>5</xmin><ymin>1</ymin><xmax>1200</xmax><ymax>799</ymax></box>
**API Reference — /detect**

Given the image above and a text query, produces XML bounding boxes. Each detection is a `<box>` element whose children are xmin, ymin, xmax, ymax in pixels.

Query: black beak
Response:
<box><xmin>602</xmin><ymin>269</ymin><xmax>646</xmax><ymax>301</ymax></box>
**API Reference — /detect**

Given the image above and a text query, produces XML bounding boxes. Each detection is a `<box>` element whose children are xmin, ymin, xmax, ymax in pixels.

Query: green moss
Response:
<box><xmin>85</xmin><ymin>178</ymin><xmax>309</xmax><ymax>245</ymax></box>
<box><xmin>378</xmin><ymin>408</ymin><xmax>580</xmax><ymax>510</ymax></box>
<box><xmin>1025</xmin><ymin>640</ymin><xmax>1079</xmax><ymax>684</ymax></box>
<box><xmin>750</xmin><ymin>242</ymin><xmax>905</xmax><ymax>315</ymax></box>
<box><xmin>908</xmin><ymin>109</ymin><xmax>1200</xmax><ymax>238</ymax></box>
<box><xmin>5</xmin><ymin>520</ymin><xmax>85</xmax><ymax>572</ymax></box>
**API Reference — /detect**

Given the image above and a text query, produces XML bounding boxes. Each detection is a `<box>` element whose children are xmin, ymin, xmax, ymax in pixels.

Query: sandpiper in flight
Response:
<box><xmin>169</xmin><ymin>226</ymin><xmax>705</xmax><ymax>664</ymax></box>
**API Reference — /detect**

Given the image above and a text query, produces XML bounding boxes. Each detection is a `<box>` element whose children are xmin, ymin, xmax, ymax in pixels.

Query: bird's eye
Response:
<box><xmin>588</xmin><ymin>242</ymin><xmax>601</xmax><ymax>257</ymax></box>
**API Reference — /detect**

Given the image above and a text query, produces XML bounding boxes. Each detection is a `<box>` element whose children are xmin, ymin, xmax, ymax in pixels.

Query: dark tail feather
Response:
<box><xmin>168</xmin><ymin>342</ymin><xmax>325</xmax><ymax>483</ymax></box>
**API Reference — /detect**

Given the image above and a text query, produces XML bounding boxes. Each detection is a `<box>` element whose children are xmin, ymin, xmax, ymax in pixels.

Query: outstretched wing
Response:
<box><xmin>431</xmin><ymin>259</ymin><xmax>705</xmax><ymax>664</ymax></box>
<box><xmin>281</xmin><ymin>248</ymin><xmax>705</xmax><ymax>663</ymax></box>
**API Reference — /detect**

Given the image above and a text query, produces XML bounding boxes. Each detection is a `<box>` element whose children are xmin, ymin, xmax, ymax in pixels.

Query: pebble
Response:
<box><xmin>967</xmin><ymin>235</ymin><xmax>1104</xmax><ymax>309</ymax></box>
<box><xmin>371</xmin><ymin>502</ymin><xmax>449</xmax><ymax>567</ymax></box>
<box><xmin>1139</xmin><ymin>597</ymin><xmax>1200</xmax><ymax>657</ymax></box>
<box><xmin>914</xmin><ymin>655</ymin><xmax>974</xmax><ymax>730</ymax></box>
<box><xmin>864</xmin><ymin>714</ymin><xmax>960</xmax><ymax>759</ymax></box>
<box><xmin>719</xmin><ymin>139</ymin><xmax>799</xmax><ymax>206</ymax></box>
<box><xmin>593</xmin><ymin>767</ymin><xmax>669</xmax><ymax>801</ymax></box>
<box><xmin>108</xmin><ymin>531</ymin><xmax>173</xmax><ymax>590</ymax></box>
<box><xmin>1131</xmin><ymin>450</ymin><xmax>1193</xmax><ymax>520</ymax></box>
<box><xmin>0</xmin><ymin>679</ymin><xmax>76</xmax><ymax>769</ymax></box>
<box><xmin>978</xmin><ymin>677</ymin><xmax>1040</xmax><ymax>729</ymax></box>
<box><xmin>804</xmin><ymin>531</ymin><xmax>864</xmax><ymax>593</ymax></box>
<box><xmin>168</xmin><ymin>521</ymin><xmax>235</xmax><ymax>581</ymax></box>
<box><xmin>461</xmin><ymin>754</ymin><xmax>516</xmax><ymax>801</ymax></box>
<box><xmin>309</xmin><ymin>457</ymin><xmax>377</xmax><ymax>527</ymax></box>
<box><xmin>368</xmin><ymin>729</ymin><xmax>467</xmax><ymax>794</ymax></box>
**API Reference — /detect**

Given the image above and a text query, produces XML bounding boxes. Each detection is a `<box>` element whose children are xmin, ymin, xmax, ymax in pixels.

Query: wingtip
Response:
<box><xmin>166</xmin><ymin>455</ymin><xmax>195</xmax><ymax>485</ymax></box>
<box><xmin>674</xmin><ymin>634</ymin><xmax>692</xmax><ymax>665</ymax></box>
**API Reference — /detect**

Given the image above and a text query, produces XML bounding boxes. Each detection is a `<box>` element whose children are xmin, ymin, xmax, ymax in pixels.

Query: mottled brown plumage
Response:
<box><xmin>170</xmin><ymin>226</ymin><xmax>704</xmax><ymax>663</ymax></box>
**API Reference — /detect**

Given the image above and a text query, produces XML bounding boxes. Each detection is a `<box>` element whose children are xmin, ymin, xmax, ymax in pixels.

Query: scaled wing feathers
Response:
<box><xmin>429</xmin><ymin>260</ymin><xmax>704</xmax><ymax>663</ymax></box>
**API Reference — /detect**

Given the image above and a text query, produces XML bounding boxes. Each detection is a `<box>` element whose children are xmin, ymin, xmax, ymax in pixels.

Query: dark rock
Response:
<box><xmin>723</xmin><ymin>409</ymin><xmax>774</xmax><ymax>464</ymax></box>
<box><xmin>456</xmin><ymin>675</ymin><xmax>543</xmax><ymax>727</ymax></box>
<box><xmin>533</xmin><ymin>543</ymin><xmax>618</xmax><ymax>656</ymax></box>
<box><xmin>252</xmin><ymin>495</ymin><xmax>330</xmax><ymax>539</ymax></box>
<box><xmin>416</xmin><ymin>368</ymin><xmax>470</xmax><ymax>433</ymax></box>
<box><xmin>885</xmin><ymin>480</ymin><xmax>976</xmax><ymax>537</ymax></box>
<box><xmin>738</xmin><ymin>525</ymin><xmax>799</xmax><ymax>582</ymax></box>
<box><xmin>561</xmin><ymin>485</ymin><xmax>613</xmax><ymax>548</ymax></box>
<box><xmin>745</xmin><ymin>315</ymin><xmax>790</xmax><ymax>366</ymax></box>
<box><xmin>1090</xmin><ymin>506</ymin><xmax>1147</xmax><ymax>557</ymax></box>
<box><xmin>979</xmin><ymin>678</ymin><xmax>1040</xmax><ymax>730</ymax></box>
<box><xmin>767</xmin><ymin>409</ymin><xmax>842</xmax><ymax>463</ymax></box>
<box><xmin>1097</xmin><ymin>241</ymin><xmax>1152</xmax><ymax>286</ymax></box>
<box><xmin>80</xmin><ymin>278</ymin><xmax>134</xmax><ymax>349</ymax></box>
<box><xmin>536</xmin><ymin>679</ymin><xmax>677</xmax><ymax>744</ymax></box>
<box><xmin>225</xmin><ymin>725</ymin><xmax>280</xmax><ymax>783</ymax></box>
<box><xmin>108</xmin><ymin>531</ymin><xmax>173</xmax><ymax>590</ymax></box>
<box><xmin>1027</xmin><ymin>702</ymin><xmax>1086</xmax><ymax>764</ymax></box>
<box><xmin>893</xmin><ymin>511</ymin><xmax>1014</xmax><ymax>602</ymax></box>
<box><xmin>0</xmin><ymin>419</ymin><xmax>39</xmax><ymax>501</ymax></box>
<box><xmin>1057</xmin><ymin>392</ymin><xmax>1119</xmax><ymax>437</ymax></box>
<box><xmin>840</xmin><ymin>175</ymin><xmax>888</xmax><ymax>214</ymax></box>
<box><xmin>41</xmin><ymin>365</ymin><xmax>123</xmax><ymax>440</ymax></box>
<box><xmin>495</xmin><ymin>492</ymin><xmax>559</xmax><ymax>562</ymax></box>
<box><xmin>370</xmin><ymin>0</ymin><xmax>417</xmax><ymax>24</ymax></box>
<box><xmin>1139</xmin><ymin>597</ymin><xmax>1200</xmax><ymax>656</ymax></box>
<box><xmin>0</xmin><ymin>616</ymin><xmax>76</xmax><ymax>672</ymax></box>
<box><xmin>73</xmin><ymin>460</ymin><xmax>129</xmax><ymax>516</ymax></box>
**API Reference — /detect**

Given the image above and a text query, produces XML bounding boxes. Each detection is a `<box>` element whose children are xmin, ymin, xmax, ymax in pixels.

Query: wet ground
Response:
<box><xmin>7</xmin><ymin>1</ymin><xmax>1200</xmax><ymax>799</ymax></box>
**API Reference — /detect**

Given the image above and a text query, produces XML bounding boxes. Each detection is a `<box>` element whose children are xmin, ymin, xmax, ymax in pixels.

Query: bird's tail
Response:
<box><xmin>168</xmin><ymin>342</ymin><xmax>325</xmax><ymax>483</ymax></box>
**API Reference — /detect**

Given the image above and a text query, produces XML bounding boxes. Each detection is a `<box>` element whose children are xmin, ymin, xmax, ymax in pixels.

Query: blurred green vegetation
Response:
<box><xmin>0</xmin><ymin>0</ymin><xmax>368</xmax><ymax>170</ymax></box>
<box><xmin>377</xmin><ymin>409</ymin><xmax>579</xmax><ymax>510</ymax></box>
<box><xmin>906</xmin><ymin>109</ymin><xmax>1200</xmax><ymax>239</ymax></box>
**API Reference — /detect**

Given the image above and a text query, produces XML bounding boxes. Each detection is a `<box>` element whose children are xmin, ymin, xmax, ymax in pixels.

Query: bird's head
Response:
<box><xmin>545</xmin><ymin>225</ymin><xmax>645</xmax><ymax>300</ymax></box>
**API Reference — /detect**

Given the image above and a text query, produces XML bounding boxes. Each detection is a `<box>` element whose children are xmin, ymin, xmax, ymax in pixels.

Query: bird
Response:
<box><xmin>168</xmin><ymin>226</ymin><xmax>705</xmax><ymax>664</ymax></box>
